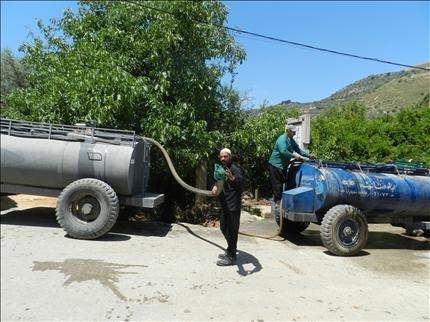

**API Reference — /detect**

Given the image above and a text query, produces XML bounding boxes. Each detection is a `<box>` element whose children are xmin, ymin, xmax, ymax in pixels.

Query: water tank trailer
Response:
<box><xmin>0</xmin><ymin>118</ymin><xmax>164</xmax><ymax>239</ymax></box>
<box><xmin>274</xmin><ymin>161</ymin><xmax>430</xmax><ymax>256</ymax></box>
<box><xmin>2</xmin><ymin>118</ymin><xmax>429</xmax><ymax>255</ymax></box>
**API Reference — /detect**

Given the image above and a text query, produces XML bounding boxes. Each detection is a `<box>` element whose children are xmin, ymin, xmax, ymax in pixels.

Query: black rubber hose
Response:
<box><xmin>142</xmin><ymin>137</ymin><xmax>213</xmax><ymax>196</ymax></box>
<box><xmin>142</xmin><ymin>136</ymin><xmax>284</xmax><ymax>240</ymax></box>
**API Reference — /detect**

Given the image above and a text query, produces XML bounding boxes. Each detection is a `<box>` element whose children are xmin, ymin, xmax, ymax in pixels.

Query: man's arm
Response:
<box><xmin>278</xmin><ymin>137</ymin><xmax>295</xmax><ymax>160</ymax></box>
<box><xmin>291</xmin><ymin>139</ymin><xmax>310</xmax><ymax>158</ymax></box>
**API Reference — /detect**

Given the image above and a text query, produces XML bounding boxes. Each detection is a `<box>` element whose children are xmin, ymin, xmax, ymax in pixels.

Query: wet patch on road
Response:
<box><xmin>32</xmin><ymin>259</ymin><xmax>147</xmax><ymax>301</ymax></box>
<box><xmin>351</xmin><ymin>230</ymin><xmax>430</xmax><ymax>276</ymax></box>
<box><xmin>351</xmin><ymin>249</ymin><xmax>429</xmax><ymax>277</ymax></box>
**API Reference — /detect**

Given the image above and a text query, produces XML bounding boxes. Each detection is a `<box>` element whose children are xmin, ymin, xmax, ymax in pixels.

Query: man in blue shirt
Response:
<box><xmin>268</xmin><ymin>124</ymin><xmax>315</xmax><ymax>202</ymax></box>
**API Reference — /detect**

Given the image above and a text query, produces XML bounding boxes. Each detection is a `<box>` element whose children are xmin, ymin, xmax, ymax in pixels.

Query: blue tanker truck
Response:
<box><xmin>273</xmin><ymin>161</ymin><xmax>430</xmax><ymax>256</ymax></box>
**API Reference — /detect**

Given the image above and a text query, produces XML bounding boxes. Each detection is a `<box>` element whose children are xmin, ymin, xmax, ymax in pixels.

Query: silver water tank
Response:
<box><xmin>0</xmin><ymin>120</ymin><xmax>151</xmax><ymax>196</ymax></box>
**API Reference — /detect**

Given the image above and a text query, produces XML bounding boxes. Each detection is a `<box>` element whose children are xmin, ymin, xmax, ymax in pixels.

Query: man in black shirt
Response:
<box><xmin>212</xmin><ymin>148</ymin><xmax>244</xmax><ymax>266</ymax></box>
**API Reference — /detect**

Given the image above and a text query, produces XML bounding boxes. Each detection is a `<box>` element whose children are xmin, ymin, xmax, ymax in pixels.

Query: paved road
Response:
<box><xmin>1</xmin><ymin>198</ymin><xmax>429</xmax><ymax>321</ymax></box>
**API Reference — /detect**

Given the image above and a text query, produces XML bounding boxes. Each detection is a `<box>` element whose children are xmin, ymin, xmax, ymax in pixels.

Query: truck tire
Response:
<box><xmin>56</xmin><ymin>178</ymin><xmax>119</xmax><ymax>239</ymax></box>
<box><xmin>275</xmin><ymin>201</ymin><xmax>310</xmax><ymax>237</ymax></box>
<box><xmin>320</xmin><ymin>205</ymin><xmax>368</xmax><ymax>256</ymax></box>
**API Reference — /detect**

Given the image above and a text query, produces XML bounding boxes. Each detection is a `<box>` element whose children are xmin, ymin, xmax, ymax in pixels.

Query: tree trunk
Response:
<box><xmin>195</xmin><ymin>160</ymin><xmax>207</xmax><ymax>207</ymax></box>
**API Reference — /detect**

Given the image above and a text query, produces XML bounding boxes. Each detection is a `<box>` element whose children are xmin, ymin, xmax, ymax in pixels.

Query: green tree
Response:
<box><xmin>4</xmin><ymin>1</ymin><xmax>245</xmax><ymax>218</ymax></box>
<box><xmin>1</xmin><ymin>49</ymin><xmax>27</xmax><ymax>105</ymax></box>
<box><xmin>389</xmin><ymin>99</ymin><xmax>430</xmax><ymax>164</ymax></box>
<box><xmin>310</xmin><ymin>102</ymin><xmax>370</xmax><ymax>161</ymax></box>
<box><xmin>310</xmin><ymin>100</ymin><xmax>430</xmax><ymax>165</ymax></box>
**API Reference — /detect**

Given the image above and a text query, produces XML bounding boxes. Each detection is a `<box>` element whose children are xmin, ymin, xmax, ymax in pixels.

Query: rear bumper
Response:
<box><xmin>120</xmin><ymin>192</ymin><xmax>164</xmax><ymax>208</ymax></box>
<box><xmin>286</xmin><ymin>211</ymin><xmax>318</xmax><ymax>222</ymax></box>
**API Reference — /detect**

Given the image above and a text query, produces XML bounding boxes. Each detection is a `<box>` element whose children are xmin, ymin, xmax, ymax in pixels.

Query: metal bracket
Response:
<box><xmin>120</xmin><ymin>192</ymin><xmax>165</xmax><ymax>208</ymax></box>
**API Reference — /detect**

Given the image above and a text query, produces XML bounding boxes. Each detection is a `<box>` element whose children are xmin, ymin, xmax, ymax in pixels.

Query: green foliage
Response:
<box><xmin>310</xmin><ymin>102</ymin><xmax>370</xmax><ymax>161</ymax></box>
<box><xmin>3</xmin><ymin>0</ymin><xmax>245</xmax><ymax>218</ymax></box>
<box><xmin>4</xmin><ymin>1</ymin><xmax>245</xmax><ymax>166</ymax></box>
<box><xmin>310</xmin><ymin>99</ymin><xmax>430</xmax><ymax>165</ymax></box>
<box><xmin>1</xmin><ymin>49</ymin><xmax>27</xmax><ymax>104</ymax></box>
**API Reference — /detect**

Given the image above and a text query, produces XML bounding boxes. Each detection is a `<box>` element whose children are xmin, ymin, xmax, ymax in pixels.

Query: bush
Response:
<box><xmin>310</xmin><ymin>100</ymin><xmax>430</xmax><ymax>165</ymax></box>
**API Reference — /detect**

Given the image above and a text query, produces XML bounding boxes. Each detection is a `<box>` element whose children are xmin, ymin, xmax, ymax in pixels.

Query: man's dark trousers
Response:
<box><xmin>269</xmin><ymin>163</ymin><xmax>286</xmax><ymax>202</ymax></box>
<box><xmin>220</xmin><ymin>209</ymin><xmax>241</xmax><ymax>258</ymax></box>
<box><xmin>218</xmin><ymin>163</ymin><xmax>243</xmax><ymax>259</ymax></box>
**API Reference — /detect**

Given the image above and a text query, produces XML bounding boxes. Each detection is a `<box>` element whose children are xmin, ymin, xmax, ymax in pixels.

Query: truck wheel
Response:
<box><xmin>320</xmin><ymin>205</ymin><xmax>368</xmax><ymax>256</ymax></box>
<box><xmin>274</xmin><ymin>201</ymin><xmax>310</xmax><ymax>237</ymax></box>
<box><xmin>56</xmin><ymin>178</ymin><xmax>119</xmax><ymax>239</ymax></box>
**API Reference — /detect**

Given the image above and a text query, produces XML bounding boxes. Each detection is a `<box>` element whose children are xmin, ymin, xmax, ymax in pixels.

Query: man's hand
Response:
<box><xmin>211</xmin><ymin>185</ymin><xmax>218</xmax><ymax>196</ymax></box>
<box><xmin>292</xmin><ymin>152</ymin><xmax>303</xmax><ymax>160</ymax></box>
<box><xmin>309</xmin><ymin>154</ymin><xmax>317</xmax><ymax>160</ymax></box>
<box><xmin>225</xmin><ymin>168</ymin><xmax>235</xmax><ymax>181</ymax></box>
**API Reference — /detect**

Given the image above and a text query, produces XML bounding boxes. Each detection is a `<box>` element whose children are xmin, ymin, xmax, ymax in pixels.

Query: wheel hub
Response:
<box><xmin>81</xmin><ymin>203</ymin><xmax>93</xmax><ymax>215</ymax></box>
<box><xmin>337</xmin><ymin>219</ymin><xmax>359</xmax><ymax>247</ymax></box>
<box><xmin>71</xmin><ymin>196</ymin><xmax>101</xmax><ymax>222</ymax></box>
<box><xmin>343</xmin><ymin>226</ymin><xmax>354</xmax><ymax>236</ymax></box>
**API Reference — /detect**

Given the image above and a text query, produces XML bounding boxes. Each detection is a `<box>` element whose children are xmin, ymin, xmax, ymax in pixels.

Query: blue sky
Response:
<box><xmin>1</xmin><ymin>1</ymin><xmax>429</xmax><ymax>107</ymax></box>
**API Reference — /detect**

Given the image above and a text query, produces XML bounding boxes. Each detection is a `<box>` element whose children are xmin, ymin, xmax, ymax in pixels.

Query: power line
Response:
<box><xmin>126</xmin><ymin>1</ymin><xmax>430</xmax><ymax>71</ymax></box>
<box><xmin>225</xmin><ymin>26</ymin><xmax>430</xmax><ymax>71</ymax></box>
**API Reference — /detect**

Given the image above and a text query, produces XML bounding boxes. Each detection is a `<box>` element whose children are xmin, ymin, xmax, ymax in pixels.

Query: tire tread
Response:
<box><xmin>56</xmin><ymin>178</ymin><xmax>119</xmax><ymax>239</ymax></box>
<box><xmin>320</xmin><ymin>204</ymin><xmax>368</xmax><ymax>256</ymax></box>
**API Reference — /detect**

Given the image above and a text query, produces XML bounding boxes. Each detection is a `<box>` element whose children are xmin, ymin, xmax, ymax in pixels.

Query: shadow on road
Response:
<box><xmin>323</xmin><ymin>250</ymin><xmax>371</xmax><ymax>257</ymax></box>
<box><xmin>113</xmin><ymin>220</ymin><xmax>172</xmax><ymax>238</ymax></box>
<box><xmin>235</xmin><ymin>250</ymin><xmax>263</xmax><ymax>276</ymax></box>
<box><xmin>1</xmin><ymin>207</ymin><xmax>57</xmax><ymax>227</ymax></box>
<box><xmin>65</xmin><ymin>233</ymin><xmax>132</xmax><ymax>242</ymax></box>
<box><xmin>0</xmin><ymin>207</ymin><xmax>172</xmax><ymax>238</ymax></box>
<box><xmin>0</xmin><ymin>196</ymin><xmax>17</xmax><ymax>211</ymax></box>
<box><xmin>177</xmin><ymin>223</ymin><xmax>262</xmax><ymax>276</ymax></box>
<box><xmin>286</xmin><ymin>229</ymin><xmax>430</xmax><ymax>251</ymax></box>
<box><xmin>177</xmin><ymin>222</ymin><xmax>224</xmax><ymax>251</ymax></box>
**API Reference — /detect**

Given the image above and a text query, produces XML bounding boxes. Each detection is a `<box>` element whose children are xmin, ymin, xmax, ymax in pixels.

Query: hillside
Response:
<box><xmin>273</xmin><ymin>62</ymin><xmax>430</xmax><ymax>116</ymax></box>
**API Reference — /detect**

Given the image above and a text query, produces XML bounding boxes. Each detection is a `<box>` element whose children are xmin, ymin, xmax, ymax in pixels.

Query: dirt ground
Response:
<box><xmin>1</xmin><ymin>194</ymin><xmax>57</xmax><ymax>210</ymax></box>
<box><xmin>1</xmin><ymin>195</ymin><xmax>429</xmax><ymax>321</ymax></box>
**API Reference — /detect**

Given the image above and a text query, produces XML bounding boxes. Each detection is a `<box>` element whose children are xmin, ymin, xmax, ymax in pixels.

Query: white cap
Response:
<box><xmin>220</xmin><ymin>148</ymin><xmax>232</xmax><ymax>156</ymax></box>
<box><xmin>286</xmin><ymin>124</ymin><xmax>298</xmax><ymax>132</ymax></box>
